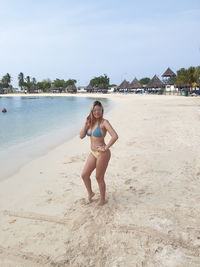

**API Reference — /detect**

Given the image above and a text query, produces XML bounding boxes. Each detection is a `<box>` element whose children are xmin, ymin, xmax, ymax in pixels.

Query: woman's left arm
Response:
<box><xmin>101</xmin><ymin>120</ymin><xmax>118</xmax><ymax>151</ymax></box>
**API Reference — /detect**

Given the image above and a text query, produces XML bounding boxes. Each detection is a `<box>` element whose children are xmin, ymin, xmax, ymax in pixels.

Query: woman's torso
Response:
<box><xmin>86</xmin><ymin>119</ymin><xmax>107</xmax><ymax>150</ymax></box>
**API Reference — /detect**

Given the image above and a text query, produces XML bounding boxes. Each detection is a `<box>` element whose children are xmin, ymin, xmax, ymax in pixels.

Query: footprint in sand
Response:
<box><xmin>128</xmin><ymin>186</ymin><xmax>136</xmax><ymax>192</ymax></box>
<box><xmin>128</xmin><ymin>186</ymin><xmax>150</xmax><ymax>196</ymax></box>
<box><xmin>59</xmin><ymin>173</ymin><xmax>68</xmax><ymax>178</ymax></box>
<box><xmin>46</xmin><ymin>197</ymin><xmax>53</xmax><ymax>203</ymax></box>
<box><xmin>64</xmin><ymin>188</ymin><xmax>71</xmax><ymax>192</ymax></box>
<box><xmin>64</xmin><ymin>154</ymin><xmax>86</xmax><ymax>164</ymax></box>
<box><xmin>124</xmin><ymin>179</ymin><xmax>132</xmax><ymax>185</ymax></box>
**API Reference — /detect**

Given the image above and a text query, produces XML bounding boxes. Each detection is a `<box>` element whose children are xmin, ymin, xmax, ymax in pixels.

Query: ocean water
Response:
<box><xmin>0</xmin><ymin>96</ymin><xmax>111</xmax><ymax>180</ymax></box>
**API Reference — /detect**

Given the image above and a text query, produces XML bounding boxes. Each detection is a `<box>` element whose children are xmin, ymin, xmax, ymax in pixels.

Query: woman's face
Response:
<box><xmin>92</xmin><ymin>105</ymin><xmax>103</xmax><ymax>119</ymax></box>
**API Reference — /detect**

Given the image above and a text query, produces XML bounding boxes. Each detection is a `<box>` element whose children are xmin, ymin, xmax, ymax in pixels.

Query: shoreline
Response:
<box><xmin>0</xmin><ymin>92</ymin><xmax>115</xmax><ymax>98</ymax></box>
<box><xmin>1</xmin><ymin>94</ymin><xmax>200</xmax><ymax>266</ymax></box>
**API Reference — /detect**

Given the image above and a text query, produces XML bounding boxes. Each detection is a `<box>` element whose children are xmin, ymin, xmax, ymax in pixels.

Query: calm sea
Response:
<box><xmin>0</xmin><ymin>96</ymin><xmax>111</xmax><ymax>180</ymax></box>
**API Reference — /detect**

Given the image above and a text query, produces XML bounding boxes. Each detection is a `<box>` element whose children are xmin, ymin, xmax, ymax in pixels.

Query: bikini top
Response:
<box><xmin>86</xmin><ymin>119</ymin><xmax>104</xmax><ymax>137</ymax></box>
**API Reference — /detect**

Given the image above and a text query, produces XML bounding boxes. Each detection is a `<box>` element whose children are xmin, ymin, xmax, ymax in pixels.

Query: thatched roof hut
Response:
<box><xmin>96</xmin><ymin>84</ymin><xmax>108</xmax><ymax>93</ymax></box>
<box><xmin>128</xmin><ymin>78</ymin><xmax>142</xmax><ymax>89</ymax></box>
<box><xmin>146</xmin><ymin>75</ymin><xmax>164</xmax><ymax>89</ymax></box>
<box><xmin>162</xmin><ymin>67</ymin><xmax>176</xmax><ymax>77</ymax></box>
<box><xmin>29</xmin><ymin>84</ymin><xmax>40</xmax><ymax>93</ymax></box>
<box><xmin>118</xmin><ymin>80</ymin><xmax>129</xmax><ymax>90</ymax></box>
<box><xmin>85</xmin><ymin>82</ymin><xmax>93</xmax><ymax>92</ymax></box>
<box><xmin>162</xmin><ymin>68</ymin><xmax>176</xmax><ymax>86</ymax></box>
<box><xmin>67</xmin><ymin>84</ymin><xmax>77</xmax><ymax>93</ymax></box>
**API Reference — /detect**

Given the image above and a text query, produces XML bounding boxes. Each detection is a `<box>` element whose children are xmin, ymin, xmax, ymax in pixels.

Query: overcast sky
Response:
<box><xmin>0</xmin><ymin>0</ymin><xmax>200</xmax><ymax>87</ymax></box>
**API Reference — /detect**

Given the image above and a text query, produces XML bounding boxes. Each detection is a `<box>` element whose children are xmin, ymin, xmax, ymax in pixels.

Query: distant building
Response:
<box><xmin>162</xmin><ymin>67</ymin><xmax>177</xmax><ymax>92</ymax></box>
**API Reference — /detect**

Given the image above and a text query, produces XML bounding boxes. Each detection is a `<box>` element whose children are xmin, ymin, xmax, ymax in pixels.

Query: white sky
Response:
<box><xmin>0</xmin><ymin>0</ymin><xmax>200</xmax><ymax>87</ymax></box>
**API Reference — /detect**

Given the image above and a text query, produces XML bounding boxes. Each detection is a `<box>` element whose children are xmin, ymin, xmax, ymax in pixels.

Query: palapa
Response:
<box><xmin>146</xmin><ymin>75</ymin><xmax>164</xmax><ymax>88</ymax></box>
<box><xmin>85</xmin><ymin>82</ymin><xmax>93</xmax><ymax>92</ymax></box>
<box><xmin>128</xmin><ymin>78</ymin><xmax>142</xmax><ymax>89</ymax></box>
<box><xmin>162</xmin><ymin>67</ymin><xmax>176</xmax><ymax>77</ymax></box>
<box><xmin>67</xmin><ymin>84</ymin><xmax>77</xmax><ymax>93</ymax></box>
<box><xmin>118</xmin><ymin>80</ymin><xmax>129</xmax><ymax>90</ymax></box>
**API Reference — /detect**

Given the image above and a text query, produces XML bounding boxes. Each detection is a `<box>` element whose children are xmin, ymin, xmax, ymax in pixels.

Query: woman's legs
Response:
<box><xmin>81</xmin><ymin>153</ymin><xmax>96</xmax><ymax>202</ymax></box>
<box><xmin>96</xmin><ymin>150</ymin><xmax>111</xmax><ymax>205</ymax></box>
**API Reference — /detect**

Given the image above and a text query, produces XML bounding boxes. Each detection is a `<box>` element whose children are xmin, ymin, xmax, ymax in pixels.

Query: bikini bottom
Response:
<box><xmin>91</xmin><ymin>150</ymin><xmax>101</xmax><ymax>159</ymax></box>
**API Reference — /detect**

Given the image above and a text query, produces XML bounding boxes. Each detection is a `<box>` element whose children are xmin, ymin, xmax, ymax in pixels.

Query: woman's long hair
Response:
<box><xmin>86</xmin><ymin>100</ymin><xmax>104</xmax><ymax>128</ymax></box>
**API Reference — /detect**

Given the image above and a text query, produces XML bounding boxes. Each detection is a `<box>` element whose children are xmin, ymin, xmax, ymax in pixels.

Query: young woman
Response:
<box><xmin>80</xmin><ymin>100</ymin><xmax>118</xmax><ymax>206</ymax></box>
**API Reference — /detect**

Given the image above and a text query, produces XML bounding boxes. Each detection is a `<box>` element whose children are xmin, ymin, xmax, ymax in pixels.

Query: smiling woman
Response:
<box><xmin>80</xmin><ymin>100</ymin><xmax>118</xmax><ymax>206</ymax></box>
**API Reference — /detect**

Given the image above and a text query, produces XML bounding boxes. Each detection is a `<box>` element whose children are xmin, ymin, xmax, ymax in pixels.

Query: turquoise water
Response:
<box><xmin>0</xmin><ymin>96</ymin><xmax>111</xmax><ymax>180</ymax></box>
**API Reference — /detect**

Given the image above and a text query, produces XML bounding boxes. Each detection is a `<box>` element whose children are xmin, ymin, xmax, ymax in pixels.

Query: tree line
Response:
<box><xmin>0</xmin><ymin>66</ymin><xmax>200</xmax><ymax>93</ymax></box>
<box><xmin>17</xmin><ymin>72</ymin><xmax>78</xmax><ymax>93</ymax></box>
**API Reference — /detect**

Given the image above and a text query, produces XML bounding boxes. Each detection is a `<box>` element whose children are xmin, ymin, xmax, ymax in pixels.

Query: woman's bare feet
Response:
<box><xmin>88</xmin><ymin>192</ymin><xmax>95</xmax><ymax>203</ymax></box>
<box><xmin>96</xmin><ymin>199</ymin><xmax>107</xmax><ymax>206</ymax></box>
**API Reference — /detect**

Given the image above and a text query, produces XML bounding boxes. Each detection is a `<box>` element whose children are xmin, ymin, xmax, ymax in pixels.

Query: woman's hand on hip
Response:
<box><xmin>96</xmin><ymin>145</ymin><xmax>108</xmax><ymax>152</ymax></box>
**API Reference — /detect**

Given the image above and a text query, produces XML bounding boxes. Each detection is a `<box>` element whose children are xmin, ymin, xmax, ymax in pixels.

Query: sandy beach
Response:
<box><xmin>0</xmin><ymin>94</ymin><xmax>200</xmax><ymax>266</ymax></box>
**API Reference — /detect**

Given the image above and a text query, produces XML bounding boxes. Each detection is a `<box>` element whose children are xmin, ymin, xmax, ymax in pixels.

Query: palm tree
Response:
<box><xmin>18</xmin><ymin>72</ymin><xmax>25</xmax><ymax>91</ymax></box>
<box><xmin>2</xmin><ymin>73</ymin><xmax>11</xmax><ymax>87</ymax></box>
<box><xmin>25</xmin><ymin>76</ymin><xmax>31</xmax><ymax>92</ymax></box>
<box><xmin>32</xmin><ymin>77</ymin><xmax>37</xmax><ymax>84</ymax></box>
<box><xmin>25</xmin><ymin>76</ymin><xmax>30</xmax><ymax>83</ymax></box>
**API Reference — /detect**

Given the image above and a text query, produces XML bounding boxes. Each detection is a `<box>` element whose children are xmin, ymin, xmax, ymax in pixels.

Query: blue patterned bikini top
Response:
<box><xmin>86</xmin><ymin>120</ymin><xmax>104</xmax><ymax>137</ymax></box>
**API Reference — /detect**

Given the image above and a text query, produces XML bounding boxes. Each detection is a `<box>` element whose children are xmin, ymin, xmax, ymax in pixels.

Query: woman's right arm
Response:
<box><xmin>79</xmin><ymin>121</ymin><xmax>88</xmax><ymax>139</ymax></box>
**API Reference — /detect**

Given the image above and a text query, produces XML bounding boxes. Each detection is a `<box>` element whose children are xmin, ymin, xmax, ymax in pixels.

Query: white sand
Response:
<box><xmin>0</xmin><ymin>94</ymin><xmax>200</xmax><ymax>266</ymax></box>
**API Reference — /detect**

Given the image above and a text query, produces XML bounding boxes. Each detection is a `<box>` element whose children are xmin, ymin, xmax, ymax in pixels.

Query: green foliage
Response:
<box><xmin>90</xmin><ymin>74</ymin><xmax>109</xmax><ymax>88</ymax></box>
<box><xmin>65</xmin><ymin>79</ymin><xmax>77</xmax><ymax>87</ymax></box>
<box><xmin>37</xmin><ymin>79</ymin><xmax>52</xmax><ymax>92</ymax></box>
<box><xmin>1</xmin><ymin>73</ymin><xmax>11</xmax><ymax>88</ymax></box>
<box><xmin>175</xmin><ymin>66</ymin><xmax>200</xmax><ymax>87</ymax></box>
<box><xmin>36</xmin><ymin>82</ymin><xmax>45</xmax><ymax>90</ymax></box>
<box><xmin>109</xmin><ymin>84</ymin><xmax>117</xmax><ymax>88</ymax></box>
<box><xmin>1</xmin><ymin>67</ymin><xmax>199</xmax><ymax>94</ymax></box>
<box><xmin>53</xmin><ymin>79</ymin><xmax>77</xmax><ymax>89</ymax></box>
<box><xmin>53</xmin><ymin>79</ymin><xmax>66</xmax><ymax>88</ymax></box>
<box><xmin>195</xmin><ymin>66</ymin><xmax>200</xmax><ymax>85</ymax></box>
<box><xmin>139</xmin><ymin>77</ymin><xmax>150</xmax><ymax>85</ymax></box>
